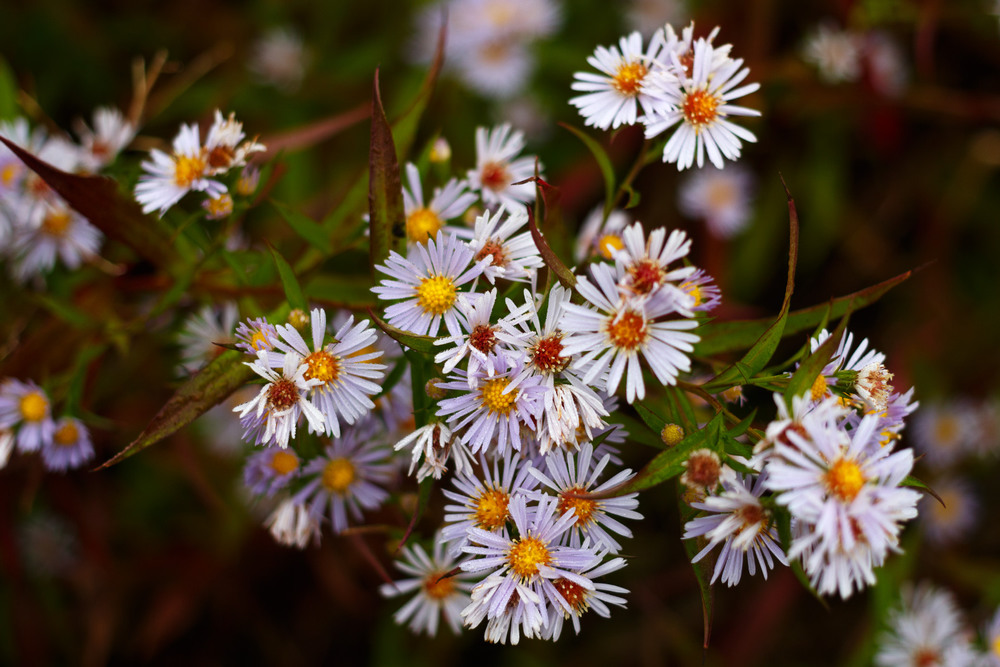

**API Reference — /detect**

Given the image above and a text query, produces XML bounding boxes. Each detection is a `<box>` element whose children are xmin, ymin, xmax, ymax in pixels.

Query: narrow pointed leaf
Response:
<box><xmin>1</xmin><ymin>136</ymin><xmax>181</xmax><ymax>268</ymax></box>
<box><xmin>527</xmin><ymin>205</ymin><xmax>576</xmax><ymax>289</ymax></box>
<box><xmin>96</xmin><ymin>350</ymin><xmax>254</xmax><ymax>469</ymax></box>
<box><xmin>268</xmin><ymin>243</ymin><xmax>307</xmax><ymax>311</ymax></box>
<box><xmin>368</xmin><ymin>69</ymin><xmax>405</xmax><ymax>274</ymax></box>
<box><xmin>559</xmin><ymin>122</ymin><xmax>615</xmax><ymax>217</ymax></box>
<box><xmin>272</xmin><ymin>201</ymin><xmax>332</xmax><ymax>254</ymax></box>
<box><xmin>367</xmin><ymin>308</ymin><xmax>438</xmax><ymax>355</ymax></box>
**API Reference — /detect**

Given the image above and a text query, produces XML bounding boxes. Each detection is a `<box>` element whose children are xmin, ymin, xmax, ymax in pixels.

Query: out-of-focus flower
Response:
<box><xmin>678</xmin><ymin>165</ymin><xmax>754</xmax><ymax>238</ymax></box>
<box><xmin>802</xmin><ymin>24</ymin><xmax>863</xmax><ymax>83</ymax></box>
<box><xmin>40</xmin><ymin>417</ymin><xmax>94</xmax><ymax>472</ymax></box>
<box><xmin>249</xmin><ymin>27</ymin><xmax>310</xmax><ymax>92</ymax></box>
<box><xmin>874</xmin><ymin>583</ymin><xmax>978</xmax><ymax>667</ymax></box>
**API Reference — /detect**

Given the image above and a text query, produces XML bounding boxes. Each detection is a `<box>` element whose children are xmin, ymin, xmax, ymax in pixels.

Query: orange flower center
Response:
<box><xmin>322</xmin><ymin>458</ymin><xmax>355</xmax><ymax>493</ymax></box>
<box><xmin>406</xmin><ymin>207</ymin><xmax>443</xmax><ymax>244</ymax></box>
<box><xmin>612</xmin><ymin>62</ymin><xmax>649</xmax><ymax>96</ymax></box>
<box><xmin>628</xmin><ymin>259</ymin><xmax>665</xmax><ymax>295</ymax></box>
<box><xmin>683</xmin><ymin>89</ymin><xmax>720</xmax><ymax>126</ymax></box>
<box><xmin>507</xmin><ymin>535</ymin><xmax>551</xmax><ymax>579</ymax></box>
<box><xmin>423</xmin><ymin>571</ymin><xmax>456</xmax><ymax>600</ymax></box>
<box><xmin>174</xmin><ymin>153</ymin><xmax>206</xmax><ymax>187</ymax></box>
<box><xmin>825</xmin><ymin>458</ymin><xmax>865</xmax><ymax>502</ymax></box>
<box><xmin>41</xmin><ymin>210</ymin><xmax>72</xmax><ymax>237</ymax></box>
<box><xmin>474</xmin><ymin>487</ymin><xmax>510</xmax><ymax>530</ymax></box>
<box><xmin>54</xmin><ymin>421</ymin><xmax>79</xmax><ymax>446</ymax></box>
<box><xmin>606</xmin><ymin>310</ymin><xmax>647</xmax><ymax>351</ymax></box>
<box><xmin>269</xmin><ymin>450</ymin><xmax>299</xmax><ymax>476</ymax></box>
<box><xmin>558</xmin><ymin>486</ymin><xmax>597</xmax><ymax>527</ymax></box>
<box><xmin>304</xmin><ymin>350</ymin><xmax>340</xmax><ymax>384</ymax></box>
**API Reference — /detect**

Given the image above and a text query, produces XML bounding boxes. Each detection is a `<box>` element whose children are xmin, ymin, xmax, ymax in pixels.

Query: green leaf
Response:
<box><xmin>679</xmin><ymin>489</ymin><xmax>715</xmax><ymax>649</ymax></box>
<box><xmin>726</xmin><ymin>409</ymin><xmax>758</xmax><ymax>439</ymax></box>
<box><xmin>367</xmin><ymin>308</ymin><xmax>438</xmax><ymax>355</ymax></box>
<box><xmin>0</xmin><ymin>56</ymin><xmax>18</xmax><ymax>120</ymax></box>
<box><xmin>559</xmin><ymin>122</ymin><xmax>615</xmax><ymax>218</ymax></box>
<box><xmin>97</xmin><ymin>349</ymin><xmax>254</xmax><ymax>469</ymax></box>
<box><xmin>368</xmin><ymin>68</ymin><xmax>406</xmax><ymax>274</ymax></box>
<box><xmin>305</xmin><ymin>274</ymin><xmax>378</xmax><ymax>309</ymax></box>
<box><xmin>703</xmin><ymin>177</ymin><xmax>799</xmax><ymax>393</ymax></box>
<box><xmin>0</xmin><ymin>136</ymin><xmax>183</xmax><ymax>270</ymax></box>
<box><xmin>597</xmin><ymin>413</ymin><xmax>726</xmax><ymax>497</ymax></box>
<box><xmin>63</xmin><ymin>343</ymin><xmax>108</xmax><ymax>416</ymax></box>
<box><xmin>784</xmin><ymin>314</ymin><xmax>849</xmax><ymax>407</ymax></box>
<box><xmin>527</xmin><ymin>206</ymin><xmax>576</xmax><ymax>289</ymax></box>
<box><xmin>694</xmin><ymin>269</ymin><xmax>911</xmax><ymax>357</ymax></box>
<box><xmin>901</xmin><ymin>475</ymin><xmax>944</xmax><ymax>507</ymax></box>
<box><xmin>388</xmin><ymin>18</ymin><xmax>446</xmax><ymax>160</ymax></box>
<box><xmin>272</xmin><ymin>201</ymin><xmax>332</xmax><ymax>254</ymax></box>
<box><xmin>268</xmin><ymin>243</ymin><xmax>307</xmax><ymax>311</ymax></box>
<box><xmin>633</xmin><ymin>400</ymin><xmax>666</xmax><ymax>436</ymax></box>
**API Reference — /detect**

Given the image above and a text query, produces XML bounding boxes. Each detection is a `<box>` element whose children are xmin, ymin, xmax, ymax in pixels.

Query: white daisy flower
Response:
<box><xmin>678</xmin><ymin>268</ymin><xmax>723</xmax><ymax>312</ymax></box>
<box><xmin>134</xmin><ymin>123</ymin><xmax>226</xmax><ymax>216</ymax></box>
<box><xmin>614</xmin><ymin>221</ymin><xmax>696</xmax><ymax>299</ymax></box>
<box><xmin>806</xmin><ymin>328</ymin><xmax>887</xmax><ymax>404</ymax></box>
<box><xmin>273</xmin><ymin>309</ymin><xmax>386</xmax><ymax>438</ymax></box>
<box><xmin>39</xmin><ymin>417</ymin><xmax>94</xmax><ymax>472</ymax></box>
<box><xmin>177</xmin><ymin>302</ymin><xmax>239</xmax><ymax>373</ymax></box>
<box><xmin>570</xmin><ymin>31</ymin><xmax>667</xmax><ymax>130</ymax></box>
<box><xmin>295</xmin><ymin>431</ymin><xmax>394</xmax><ymax>534</ymax></box>
<box><xmin>434</xmin><ymin>288</ymin><xmax>521</xmax><ymax>379</ymax></box>
<box><xmin>561</xmin><ymin>262</ymin><xmax>699</xmax><ymax>403</ymax></box>
<box><xmin>802</xmin><ymin>23</ymin><xmax>863</xmax><ymax>84</ymax></box>
<box><xmin>265</xmin><ymin>497</ymin><xmax>319</xmax><ymax>549</ymax></box>
<box><xmin>678</xmin><ymin>164</ymin><xmax>755</xmax><ymax>238</ymax></box>
<box><xmin>643</xmin><ymin>36</ymin><xmax>761</xmax><ymax>170</ymax></box>
<box><xmin>539</xmin><ymin>554</ymin><xmax>629</xmax><ymax>641</ymax></box>
<box><xmin>436</xmin><ymin>352</ymin><xmax>547</xmax><ymax>456</ymax></box>
<box><xmin>683</xmin><ymin>468</ymin><xmax>787</xmax><ymax>586</ymax></box>
<box><xmin>875</xmin><ymin>583</ymin><xmax>978</xmax><ymax>667</ymax></box>
<box><xmin>528</xmin><ymin>442</ymin><xmax>642</xmax><ymax>554</ymax></box>
<box><xmin>465</xmin><ymin>207</ymin><xmax>542</xmax><ymax>285</ymax></box>
<box><xmin>0</xmin><ymin>379</ymin><xmax>55</xmax><ymax>453</ymax></box>
<box><xmin>373</xmin><ymin>230</ymin><xmax>487</xmax><ymax>337</ymax></box>
<box><xmin>460</xmin><ymin>495</ymin><xmax>602</xmax><ymax>641</ymax></box>
<box><xmin>467</xmin><ymin>124</ymin><xmax>538</xmax><ymax>213</ymax></box>
<box><xmin>379</xmin><ymin>533</ymin><xmax>478</xmax><ymax>637</ymax></box>
<box><xmin>203</xmin><ymin>110</ymin><xmax>266</xmax><ymax>175</ymax></box>
<box><xmin>233</xmin><ymin>349</ymin><xmax>325</xmax><ymax>449</ymax></box>
<box><xmin>401</xmin><ymin>163</ymin><xmax>478</xmax><ymax>245</ymax></box>
<box><xmin>457</xmin><ymin>40</ymin><xmax>534</xmax><ymax>99</ymax></box>
<box><xmin>73</xmin><ymin>106</ymin><xmax>136</xmax><ymax>172</ymax></box>
<box><xmin>463</xmin><ymin>570</ymin><xmax>547</xmax><ymax>644</ymax></box>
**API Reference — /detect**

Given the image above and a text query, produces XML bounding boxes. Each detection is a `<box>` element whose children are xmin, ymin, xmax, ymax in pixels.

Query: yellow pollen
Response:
<box><xmin>304</xmin><ymin>350</ymin><xmax>340</xmax><ymax>384</ymax></box>
<box><xmin>19</xmin><ymin>392</ymin><xmax>48</xmax><ymax>422</ymax></box>
<box><xmin>826</xmin><ymin>458</ymin><xmax>865</xmax><ymax>501</ymax></box>
<box><xmin>683</xmin><ymin>89</ymin><xmax>720</xmax><ymax>127</ymax></box>
<box><xmin>250</xmin><ymin>330</ymin><xmax>271</xmax><ymax>351</ymax></box>
<box><xmin>416</xmin><ymin>275</ymin><xmax>457</xmax><ymax>316</ymax></box>
<box><xmin>41</xmin><ymin>210</ymin><xmax>72</xmax><ymax>237</ymax></box>
<box><xmin>606</xmin><ymin>309</ymin><xmax>647</xmax><ymax>351</ymax></box>
<box><xmin>423</xmin><ymin>571</ymin><xmax>456</xmax><ymax>600</ymax></box>
<box><xmin>322</xmin><ymin>458</ymin><xmax>355</xmax><ymax>493</ymax></box>
<box><xmin>1</xmin><ymin>163</ymin><xmax>20</xmax><ymax>185</ymax></box>
<box><xmin>480</xmin><ymin>378</ymin><xmax>516</xmax><ymax>415</ymax></box>
<box><xmin>597</xmin><ymin>233</ymin><xmax>624</xmax><ymax>259</ymax></box>
<box><xmin>811</xmin><ymin>374</ymin><xmax>830</xmax><ymax>402</ymax></box>
<box><xmin>54</xmin><ymin>421</ymin><xmax>79</xmax><ymax>446</ymax></box>
<box><xmin>661</xmin><ymin>423</ymin><xmax>685</xmax><ymax>446</ymax></box>
<box><xmin>680</xmin><ymin>281</ymin><xmax>703</xmax><ymax>306</ymax></box>
<box><xmin>269</xmin><ymin>450</ymin><xmax>299</xmax><ymax>476</ymax></box>
<box><xmin>612</xmin><ymin>61</ymin><xmax>649</xmax><ymax>96</ymax></box>
<box><xmin>474</xmin><ymin>487</ymin><xmax>510</xmax><ymax>530</ymax></box>
<box><xmin>558</xmin><ymin>486</ymin><xmax>597</xmax><ymax>527</ymax></box>
<box><xmin>507</xmin><ymin>535</ymin><xmax>552</xmax><ymax>579</ymax></box>
<box><xmin>406</xmin><ymin>207</ymin><xmax>443</xmax><ymax>244</ymax></box>
<box><xmin>174</xmin><ymin>153</ymin><xmax>206</xmax><ymax>188</ymax></box>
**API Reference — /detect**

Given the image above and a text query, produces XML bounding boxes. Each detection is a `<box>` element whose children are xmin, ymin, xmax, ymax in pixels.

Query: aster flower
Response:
<box><xmin>919</xmin><ymin>477</ymin><xmax>978</xmax><ymax>546</ymax></box>
<box><xmin>678</xmin><ymin>164</ymin><xmax>755</xmax><ymax>238</ymax></box>
<box><xmin>465</xmin><ymin>207</ymin><xmax>542</xmax><ymax>284</ymax></box>
<box><xmin>177</xmin><ymin>302</ymin><xmax>239</xmax><ymax>372</ymax></box>
<box><xmin>295</xmin><ymin>431</ymin><xmax>394</xmax><ymax>534</ymax></box>
<box><xmin>73</xmin><ymin>106</ymin><xmax>136</xmax><ymax>172</ymax></box>
<box><xmin>265</xmin><ymin>497</ymin><xmax>320</xmax><ymax>548</ymax></box>
<box><xmin>244</xmin><ymin>448</ymin><xmax>301</xmax><ymax>496</ymax></box>
<box><xmin>802</xmin><ymin>23</ymin><xmax>863</xmax><ymax>84</ymax></box>
<box><xmin>679</xmin><ymin>448</ymin><xmax>723</xmax><ymax>496</ymax></box>
<box><xmin>575</xmin><ymin>206</ymin><xmax>632</xmax><ymax>263</ymax></box>
<box><xmin>570</xmin><ymin>31</ymin><xmax>667</xmax><ymax>130</ymax></box>
<box><xmin>561</xmin><ymin>262</ymin><xmax>699</xmax><ymax>403</ymax></box>
<box><xmin>234</xmin><ymin>316</ymin><xmax>280</xmax><ymax>356</ymax></box>
<box><xmin>394</xmin><ymin>422</ymin><xmax>473</xmax><ymax>482</ymax></box>
<box><xmin>39</xmin><ymin>417</ymin><xmax>94</xmax><ymax>472</ymax></box>
<box><xmin>273</xmin><ymin>309</ymin><xmax>386</xmax><ymax>438</ymax></box>
<box><xmin>875</xmin><ymin>583</ymin><xmax>978</xmax><ymax>667</ymax></box>
<box><xmin>441</xmin><ymin>451</ymin><xmax>538</xmax><ymax>555</ymax></box>
<box><xmin>460</xmin><ymin>495</ymin><xmax>602</xmax><ymax>640</ymax></box>
<box><xmin>9</xmin><ymin>200</ymin><xmax>103</xmax><ymax>281</ymax></box>
<box><xmin>433</xmin><ymin>288</ymin><xmax>515</xmax><ymax>378</ymax></box>
<box><xmin>643</xmin><ymin>35</ymin><xmax>760</xmax><ymax>170</ymax></box>
<box><xmin>249</xmin><ymin>27</ymin><xmax>310</xmax><ymax>92</ymax></box>
<box><xmin>614</xmin><ymin>221</ymin><xmax>696</xmax><ymax>299</ymax></box>
<box><xmin>678</xmin><ymin>268</ymin><xmax>722</xmax><ymax>312</ymax></box>
<box><xmin>540</xmin><ymin>554</ymin><xmax>629</xmax><ymax>641</ymax></box>
<box><xmin>202</xmin><ymin>192</ymin><xmax>234</xmax><ymax>220</ymax></box>
<box><xmin>202</xmin><ymin>110</ymin><xmax>266</xmax><ymax>175</ymax></box>
<box><xmin>373</xmin><ymin>230</ymin><xmax>487</xmax><ymax>337</ymax></box>
<box><xmin>911</xmin><ymin>400</ymin><xmax>978</xmax><ymax>468</ymax></box>
<box><xmin>401</xmin><ymin>163</ymin><xmax>478</xmax><ymax>245</ymax></box>
<box><xmin>683</xmin><ymin>468</ymin><xmax>787</xmax><ymax>586</ymax></box>
<box><xmin>379</xmin><ymin>533</ymin><xmax>478</xmax><ymax>637</ymax></box>
<box><xmin>233</xmin><ymin>349</ymin><xmax>325</xmax><ymax>449</ymax></box>
<box><xmin>436</xmin><ymin>352</ymin><xmax>546</xmax><ymax>455</ymax></box>
<box><xmin>528</xmin><ymin>443</ymin><xmax>642</xmax><ymax>553</ymax></box>
<box><xmin>134</xmin><ymin>123</ymin><xmax>226</xmax><ymax>216</ymax></box>
<box><xmin>0</xmin><ymin>379</ymin><xmax>55</xmax><ymax>453</ymax></box>
<box><xmin>467</xmin><ymin>124</ymin><xmax>538</xmax><ymax>212</ymax></box>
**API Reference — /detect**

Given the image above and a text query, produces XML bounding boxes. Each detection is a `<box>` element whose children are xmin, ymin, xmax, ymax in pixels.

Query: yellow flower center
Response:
<box><xmin>269</xmin><ymin>450</ymin><xmax>299</xmax><ymax>476</ymax></box>
<box><xmin>406</xmin><ymin>207</ymin><xmax>443</xmax><ymax>244</ymax></box>
<box><xmin>423</xmin><ymin>571</ymin><xmax>456</xmax><ymax>600</ymax></box>
<box><xmin>558</xmin><ymin>486</ymin><xmax>597</xmax><ymax>527</ymax></box>
<box><xmin>304</xmin><ymin>350</ymin><xmax>340</xmax><ymax>384</ymax></box>
<box><xmin>416</xmin><ymin>275</ymin><xmax>457</xmax><ymax>316</ymax></box>
<box><xmin>250</xmin><ymin>330</ymin><xmax>271</xmax><ymax>351</ymax></box>
<box><xmin>507</xmin><ymin>535</ymin><xmax>552</xmax><ymax>579</ymax></box>
<box><xmin>474</xmin><ymin>487</ymin><xmax>510</xmax><ymax>530</ymax></box>
<box><xmin>19</xmin><ymin>392</ymin><xmax>48</xmax><ymax>422</ymax></box>
<box><xmin>679</xmin><ymin>280</ymin><xmax>703</xmax><ymax>306</ymax></box>
<box><xmin>1</xmin><ymin>162</ymin><xmax>21</xmax><ymax>186</ymax></box>
<box><xmin>606</xmin><ymin>309</ymin><xmax>647</xmax><ymax>351</ymax></box>
<box><xmin>322</xmin><ymin>458</ymin><xmax>355</xmax><ymax>493</ymax></box>
<box><xmin>597</xmin><ymin>233</ymin><xmax>624</xmax><ymax>259</ymax></box>
<box><xmin>683</xmin><ymin>89</ymin><xmax>720</xmax><ymax>127</ymax></box>
<box><xmin>174</xmin><ymin>153</ymin><xmax>206</xmax><ymax>188</ymax></box>
<box><xmin>612</xmin><ymin>61</ymin><xmax>649</xmax><ymax>96</ymax></box>
<box><xmin>810</xmin><ymin>374</ymin><xmax>830</xmax><ymax>402</ymax></box>
<box><xmin>204</xmin><ymin>193</ymin><xmax>233</xmax><ymax>218</ymax></box>
<box><xmin>54</xmin><ymin>421</ymin><xmax>79</xmax><ymax>446</ymax></box>
<box><xmin>41</xmin><ymin>210</ymin><xmax>72</xmax><ymax>237</ymax></box>
<box><xmin>480</xmin><ymin>378</ymin><xmax>516</xmax><ymax>415</ymax></box>
<box><xmin>825</xmin><ymin>458</ymin><xmax>865</xmax><ymax>502</ymax></box>
<box><xmin>992</xmin><ymin>634</ymin><xmax>1000</xmax><ymax>657</ymax></box>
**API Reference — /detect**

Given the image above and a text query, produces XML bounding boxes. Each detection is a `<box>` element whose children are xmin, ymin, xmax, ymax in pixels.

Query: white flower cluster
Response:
<box><xmin>570</xmin><ymin>22</ymin><xmax>761</xmax><ymax>170</ymax></box>
<box><xmin>0</xmin><ymin>110</ymin><xmax>133</xmax><ymax>281</ymax></box>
